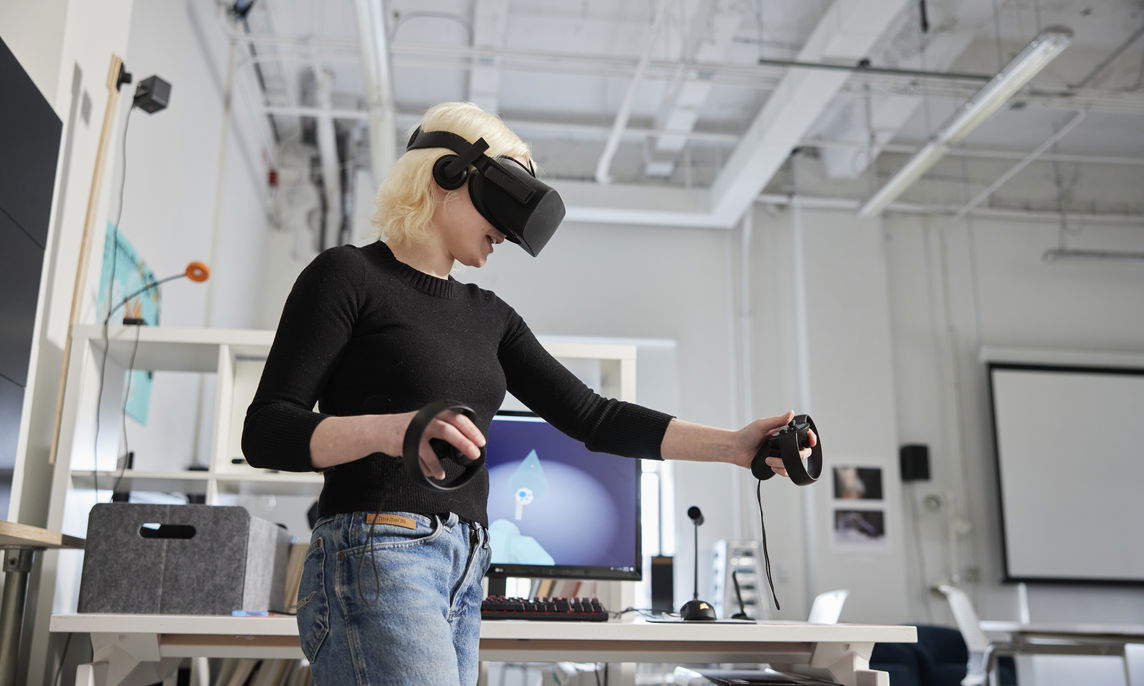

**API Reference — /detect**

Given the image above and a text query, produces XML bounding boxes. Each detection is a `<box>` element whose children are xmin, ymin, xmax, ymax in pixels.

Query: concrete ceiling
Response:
<box><xmin>233</xmin><ymin>0</ymin><xmax>1144</xmax><ymax>227</ymax></box>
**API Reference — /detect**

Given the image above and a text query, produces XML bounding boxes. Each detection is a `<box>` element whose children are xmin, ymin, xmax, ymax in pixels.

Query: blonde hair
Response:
<box><xmin>373</xmin><ymin>102</ymin><xmax>531</xmax><ymax>247</ymax></box>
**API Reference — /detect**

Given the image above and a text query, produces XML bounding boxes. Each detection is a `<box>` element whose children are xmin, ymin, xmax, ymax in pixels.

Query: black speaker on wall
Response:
<box><xmin>900</xmin><ymin>444</ymin><xmax>931</xmax><ymax>482</ymax></box>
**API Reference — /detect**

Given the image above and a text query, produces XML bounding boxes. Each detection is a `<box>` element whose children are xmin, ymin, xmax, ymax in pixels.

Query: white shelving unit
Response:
<box><xmin>41</xmin><ymin>324</ymin><xmax>638</xmax><ymax>616</ymax></box>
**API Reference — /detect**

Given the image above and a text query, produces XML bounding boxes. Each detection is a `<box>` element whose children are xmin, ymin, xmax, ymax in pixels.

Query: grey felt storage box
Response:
<box><xmin>78</xmin><ymin>503</ymin><xmax>292</xmax><ymax>615</ymax></box>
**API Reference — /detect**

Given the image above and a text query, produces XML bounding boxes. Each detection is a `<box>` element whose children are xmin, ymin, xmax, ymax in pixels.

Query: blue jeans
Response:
<box><xmin>297</xmin><ymin>511</ymin><xmax>491</xmax><ymax>686</ymax></box>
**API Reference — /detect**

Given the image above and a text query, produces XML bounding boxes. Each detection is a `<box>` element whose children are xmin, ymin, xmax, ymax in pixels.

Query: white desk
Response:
<box><xmin>980</xmin><ymin>621</ymin><xmax>1144</xmax><ymax>685</ymax></box>
<box><xmin>51</xmin><ymin>613</ymin><xmax>916</xmax><ymax>686</ymax></box>
<box><xmin>0</xmin><ymin>522</ymin><xmax>84</xmax><ymax>686</ymax></box>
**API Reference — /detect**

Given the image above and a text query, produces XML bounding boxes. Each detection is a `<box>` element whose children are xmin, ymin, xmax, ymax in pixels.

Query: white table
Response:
<box><xmin>0</xmin><ymin>522</ymin><xmax>84</xmax><ymax>686</ymax></box>
<box><xmin>980</xmin><ymin>620</ymin><xmax>1144</xmax><ymax>685</ymax></box>
<box><xmin>51</xmin><ymin>613</ymin><xmax>916</xmax><ymax>686</ymax></box>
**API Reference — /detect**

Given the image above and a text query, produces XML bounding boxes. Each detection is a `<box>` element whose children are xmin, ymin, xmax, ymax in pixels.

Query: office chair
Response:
<box><xmin>807</xmin><ymin>589</ymin><xmax>849</xmax><ymax>624</ymax></box>
<box><xmin>935</xmin><ymin>584</ymin><xmax>1022</xmax><ymax>686</ymax></box>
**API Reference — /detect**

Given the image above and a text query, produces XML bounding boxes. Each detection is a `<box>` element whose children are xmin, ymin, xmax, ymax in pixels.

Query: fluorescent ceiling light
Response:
<box><xmin>858</xmin><ymin>26</ymin><xmax>1073</xmax><ymax>218</ymax></box>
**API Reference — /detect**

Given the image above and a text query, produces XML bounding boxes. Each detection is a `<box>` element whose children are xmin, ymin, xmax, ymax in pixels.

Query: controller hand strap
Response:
<box><xmin>750</xmin><ymin>414</ymin><xmax>822</xmax><ymax>485</ymax></box>
<box><xmin>749</xmin><ymin>414</ymin><xmax>823</xmax><ymax>612</ymax></box>
<box><xmin>402</xmin><ymin>400</ymin><xmax>486</xmax><ymax>492</ymax></box>
<box><xmin>782</xmin><ymin>415</ymin><xmax>822</xmax><ymax>486</ymax></box>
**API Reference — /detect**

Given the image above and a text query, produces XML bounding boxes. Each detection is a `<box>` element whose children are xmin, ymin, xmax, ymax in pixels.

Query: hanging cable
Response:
<box><xmin>92</xmin><ymin>105</ymin><xmax>137</xmax><ymax>496</ymax></box>
<box><xmin>109</xmin><ymin>325</ymin><xmax>142</xmax><ymax>500</ymax></box>
<box><xmin>991</xmin><ymin>0</ymin><xmax>1005</xmax><ymax>71</ymax></box>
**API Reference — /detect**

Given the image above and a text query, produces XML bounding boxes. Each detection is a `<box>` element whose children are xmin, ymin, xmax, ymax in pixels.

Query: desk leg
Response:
<box><xmin>88</xmin><ymin>633</ymin><xmax>181</xmax><ymax>686</ymax></box>
<box><xmin>1126</xmin><ymin>642</ymin><xmax>1144</xmax><ymax>686</ymax></box>
<box><xmin>799</xmin><ymin>640</ymin><xmax>888</xmax><ymax>686</ymax></box>
<box><xmin>0</xmin><ymin>547</ymin><xmax>35</xmax><ymax>686</ymax></box>
<box><xmin>75</xmin><ymin>662</ymin><xmax>104</xmax><ymax>686</ymax></box>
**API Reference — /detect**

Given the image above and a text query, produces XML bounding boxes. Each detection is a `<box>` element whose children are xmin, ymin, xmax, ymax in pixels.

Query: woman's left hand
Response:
<box><xmin>732</xmin><ymin>411</ymin><xmax>817</xmax><ymax>478</ymax></box>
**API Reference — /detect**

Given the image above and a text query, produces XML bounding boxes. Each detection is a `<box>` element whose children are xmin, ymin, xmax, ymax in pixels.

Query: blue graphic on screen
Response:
<box><xmin>485</xmin><ymin>413</ymin><xmax>639</xmax><ymax>574</ymax></box>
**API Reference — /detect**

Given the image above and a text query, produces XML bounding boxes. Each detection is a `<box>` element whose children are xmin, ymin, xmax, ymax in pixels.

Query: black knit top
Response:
<box><xmin>241</xmin><ymin>241</ymin><xmax>673</xmax><ymax>526</ymax></box>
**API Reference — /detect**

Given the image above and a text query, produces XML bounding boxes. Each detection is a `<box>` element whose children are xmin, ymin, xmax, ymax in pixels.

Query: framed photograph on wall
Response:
<box><xmin>831</xmin><ymin>508</ymin><xmax>888</xmax><ymax>550</ymax></box>
<box><xmin>832</xmin><ymin>465</ymin><xmax>883</xmax><ymax>501</ymax></box>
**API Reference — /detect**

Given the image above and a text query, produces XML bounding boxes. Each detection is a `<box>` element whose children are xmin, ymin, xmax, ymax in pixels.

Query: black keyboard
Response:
<box><xmin>480</xmin><ymin>595</ymin><xmax>609</xmax><ymax>621</ymax></box>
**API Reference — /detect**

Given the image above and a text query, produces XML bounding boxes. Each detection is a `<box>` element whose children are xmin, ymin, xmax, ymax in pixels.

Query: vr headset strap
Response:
<box><xmin>407</xmin><ymin>128</ymin><xmax>536</xmax><ymax>204</ymax></box>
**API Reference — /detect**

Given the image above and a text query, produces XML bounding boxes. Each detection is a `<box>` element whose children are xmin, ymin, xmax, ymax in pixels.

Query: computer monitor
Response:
<box><xmin>484</xmin><ymin>410</ymin><xmax>642</xmax><ymax>582</ymax></box>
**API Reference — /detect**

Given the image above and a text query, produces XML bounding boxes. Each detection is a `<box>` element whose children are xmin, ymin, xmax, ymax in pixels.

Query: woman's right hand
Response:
<box><xmin>382</xmin><ymin>410</ymin><xmax>486</xmax><ymax>480</ymax></box>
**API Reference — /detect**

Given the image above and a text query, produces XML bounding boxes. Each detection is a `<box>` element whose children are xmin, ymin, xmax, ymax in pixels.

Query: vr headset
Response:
<box><xmin>406</xmin><ymin>127</ymin><xmax>565</xmax><ymax>257</ymax></box>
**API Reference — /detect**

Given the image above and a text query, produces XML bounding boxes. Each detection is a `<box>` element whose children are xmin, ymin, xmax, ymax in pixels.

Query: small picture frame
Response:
<box><xmin>832</xmin><ymin>465</ymin><xmax>884</xmax><ymax>501</ymax></box>
<box><xmin>832</xmin><ymin>508</ymin><xmax>887</xmax><ymax>548</ymax></box>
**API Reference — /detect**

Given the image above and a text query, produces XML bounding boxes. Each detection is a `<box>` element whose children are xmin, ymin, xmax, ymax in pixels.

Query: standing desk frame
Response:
<box><xmin>51</xmin><ymin>613</ymin><xmax>916</xmax><ymax>686</ymax></box>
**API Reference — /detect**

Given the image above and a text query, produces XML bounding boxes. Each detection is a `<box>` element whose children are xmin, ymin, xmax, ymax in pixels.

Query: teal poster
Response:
<box><xmin>98</xmin><ymin>221</ymin><xmax>157</xmax><ymax>425</ymax></box>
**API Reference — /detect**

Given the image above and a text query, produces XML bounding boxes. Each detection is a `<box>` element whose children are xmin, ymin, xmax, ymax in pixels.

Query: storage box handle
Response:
<box><xmin>138</xmin><ymin>523</ymin><xmax>196</xmax><ymax>539</ymax></box>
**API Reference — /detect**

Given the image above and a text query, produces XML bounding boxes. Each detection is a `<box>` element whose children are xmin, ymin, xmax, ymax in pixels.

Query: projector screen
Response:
<box><xmin>987</xmin><ymin>363</ymin><xmax>1144</xmax><ymax>584</ymax></box>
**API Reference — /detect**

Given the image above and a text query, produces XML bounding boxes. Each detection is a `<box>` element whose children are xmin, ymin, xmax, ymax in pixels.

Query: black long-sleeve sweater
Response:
<box><xmin>241</xmin><ymin>241</ymin><xmax>673</xmax><ymax>526</ymax></box>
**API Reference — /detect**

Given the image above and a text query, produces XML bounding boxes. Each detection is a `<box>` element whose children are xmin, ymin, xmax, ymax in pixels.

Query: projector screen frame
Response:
<box><xmin>986</xmin><ymin>361</ymin><xmax>1144</xmax><ymax>587</ymax></box>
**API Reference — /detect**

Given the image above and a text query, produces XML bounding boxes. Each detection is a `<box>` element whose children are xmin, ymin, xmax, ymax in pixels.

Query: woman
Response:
<box><xmin>242</xmin><ymin>101</ymin><xmax>811</xmax><ymax>686</ymax></box>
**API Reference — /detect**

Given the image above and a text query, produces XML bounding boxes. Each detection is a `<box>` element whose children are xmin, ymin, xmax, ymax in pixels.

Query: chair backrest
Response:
<box><xmin>807</xmin><ymin>589</ymin><xmax>849</xmax><ymax>623</ymax></box>
<box><xmin>936</xmin><ymin>584</ymin><xmax>989</xmax><ymax>653</ymax></box>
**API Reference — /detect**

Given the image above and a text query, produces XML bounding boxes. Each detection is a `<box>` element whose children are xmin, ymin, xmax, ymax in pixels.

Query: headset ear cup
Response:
<box><xmin>432</xmin><ymin>155</ymin><xmax>468</xmax><ymax>190</ymax></box>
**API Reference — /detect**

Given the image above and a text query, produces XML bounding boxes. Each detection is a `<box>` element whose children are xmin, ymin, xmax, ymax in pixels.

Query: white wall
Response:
<box><xmin>6</xmin><ymin>2</ymin><xmax>276</xmax><ymax>682</ymax></box>
<box><xmin>885</xmin><ymin>211</ymin><xmax>1144</xmax><ymax>617</ymax></box>
<box><xmin>747</xmin><ymin>205</ymin><xmax>911</xmax><ymax>623</ymax></box>
<box><xmin>106</xmin><ymin>0</ymin><xmax>275</xmax><ymax>474</ymax></box>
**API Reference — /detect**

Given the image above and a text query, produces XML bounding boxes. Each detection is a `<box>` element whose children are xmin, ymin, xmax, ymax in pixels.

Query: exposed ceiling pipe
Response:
<box><xmin>951</xmin><ymin>110</ymin><xmax>1087</xmax><ymax>222</ymax></box>
<box><xmin>259</xmin><ymin>105</ymin><xmax>1143</xmax><ymax>169</ymax></box>
<box><xmin>234</xmin><ymin>38</ymin><xmax>1144</xmax><ymax>116</ymax></box>
<box><xmin>1042</xmin><ymin>248</ymin><xmax>1144</xmax><ymax>262</ymax></box>
<box><xmin>312</xmin><ymin>66</ymin><xmax>342</xmax><ymax>251</ymax></box>
<box><xmin>595</xmin><ymin>1</ymin><xmax>668</xmax><ymax>185</ymax></box>
<box><xmin>755</xmin><ymin>193</ymin><xmax>1144</xmax><ymax>226</ymax></box>
<box><xmin>1070</xmin><ymin>24</ymin><xmax>1144</xmax><ymax>89</ymax></box>
<box><xmin>802</xmin><ymin>136</ymin><xmax>1144</xmax><ymax>168</ymax></box>
<box><xmin>353</xmin><ymin>0</ymin><xmax>398</xmax><ymax>183</ymax></box>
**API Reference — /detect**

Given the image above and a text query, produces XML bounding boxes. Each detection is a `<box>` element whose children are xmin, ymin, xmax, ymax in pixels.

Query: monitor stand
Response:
<box><xmin>487</xmin><ymin>575</ymin><xmax>508</xmax><ymax>597</ymax></box>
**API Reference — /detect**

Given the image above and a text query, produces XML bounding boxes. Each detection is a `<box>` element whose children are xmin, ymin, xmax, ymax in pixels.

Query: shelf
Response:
<box><xmin>70</xmin><ymin>470</ymin><xmax>211</xmax><ymax>495</ymax></box>
<box><xmin>214</xmin><ymin>472</ymin><xmax>323</xmax><ymax>497</ymax></box>
<box><xmin>72</xmin><ymin>325</ymin><xmax>273</xmax><ymax>373</ymax></box>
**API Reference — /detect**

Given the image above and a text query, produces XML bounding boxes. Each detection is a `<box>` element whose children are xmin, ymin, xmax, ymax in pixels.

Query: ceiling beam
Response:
<box><xmin>645</xmin><ymin>0</ymin><xmax>744</xmax><ymax>178</ymax></box>
<box><xmin>708</xmin><ymin>0</ymin><xmax>913</xmax><ymax>226</ymax></box>
<box><xmin>469</xmin><ymin>0</ymin><xmax>508</xmax><ymax>114</ymax></box>
<box><xmin>552</xmin><ymin>180</ymin><xmax>721</xmax><ymax>228</ymax></box>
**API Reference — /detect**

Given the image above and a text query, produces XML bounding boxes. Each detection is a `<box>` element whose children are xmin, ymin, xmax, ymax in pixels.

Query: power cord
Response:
<box><xmin>609</xmin><ymin>607</ymin><xmax>669</xmax><ymax>620</ymax></box>
<box><xmin>51</xmin><ymin>632</ymin><xmax>74</xmax><ymax>686</ymax></box>
<box><xmin>92</xmin><ymin>105</ymin><xmax>136</xmax><ymax>497</ymax></box>
<box><xmin>109</xmin><ymin>324</ymin><xmax>142</xmax><ymax>498</ymax></box>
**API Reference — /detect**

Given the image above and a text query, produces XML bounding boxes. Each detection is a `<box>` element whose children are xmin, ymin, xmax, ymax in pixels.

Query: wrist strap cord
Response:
<box><xmin>756</xmin><ymin>480</ymin><xmax>781</xmax><ymax>611</ymax></box>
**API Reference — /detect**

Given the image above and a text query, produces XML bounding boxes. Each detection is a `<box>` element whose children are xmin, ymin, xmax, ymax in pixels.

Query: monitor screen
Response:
<box><xmin>484</xmin><ymin>411</ymin><xmax>641</xmax><ymax>581</ymax></box>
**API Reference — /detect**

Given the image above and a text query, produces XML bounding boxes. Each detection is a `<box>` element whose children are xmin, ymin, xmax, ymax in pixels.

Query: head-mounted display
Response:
<box><xmin>406</xmin><ymin>127</ymin><xmax>565</xmax><ymax>257</ymax></box>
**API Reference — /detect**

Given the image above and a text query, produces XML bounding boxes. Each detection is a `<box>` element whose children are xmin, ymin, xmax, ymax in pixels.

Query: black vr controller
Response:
<box><xmin>402</xmin><ymin>400</ymin><xmax>486</xmax><ymax>492</ymax></box>
<box><xmin>750</xmin><ymin>414</ymin><xmax>822</xmax><ymax>486</ymax></box>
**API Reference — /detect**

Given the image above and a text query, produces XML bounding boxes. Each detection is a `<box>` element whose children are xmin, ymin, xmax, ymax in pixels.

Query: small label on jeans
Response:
<box><xmin>364</xmin><ymin>513</ymin><xmax>417</xmax><ymax>529</ymax></box>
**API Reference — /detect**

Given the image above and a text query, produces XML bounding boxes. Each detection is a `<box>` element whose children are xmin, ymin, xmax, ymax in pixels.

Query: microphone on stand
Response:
<box><xmin>104</xmin><ymin>261</ymin><xmax>210</xmax><ymax>325</ymax></box>
<box><xmin>679</xmin><ymin>506</ymin><xmax>716</xmax><ymax>621</ymax></box>
<box><xmin>730</xmin><ymin>570</ymin><xmax>752</xmax><ymax>620</ymax></box>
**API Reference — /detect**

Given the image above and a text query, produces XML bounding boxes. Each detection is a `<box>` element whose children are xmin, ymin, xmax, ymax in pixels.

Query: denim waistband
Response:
<box><xmin>315</xmin><ymin>511</ymin><xmax>485</xmax><ymax>532</ymax></box>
